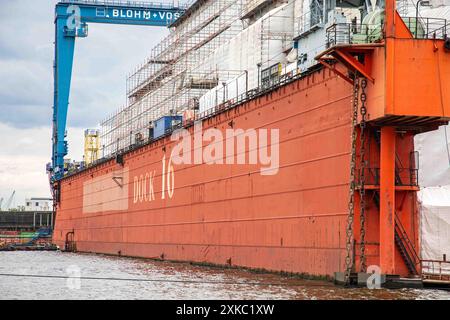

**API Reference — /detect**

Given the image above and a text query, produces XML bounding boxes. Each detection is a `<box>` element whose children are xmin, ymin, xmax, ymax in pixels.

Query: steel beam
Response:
<box><xmin>380</xmin><ymin>126</ymin><xmax>396</xmax><ymax>274</ymax></box>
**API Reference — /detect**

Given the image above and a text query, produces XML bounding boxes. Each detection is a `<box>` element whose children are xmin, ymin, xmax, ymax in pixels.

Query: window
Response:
<box><xmin>36</xmin><ymin>202</ymin><xmax>39</xmax><ymax>206</ymax></box>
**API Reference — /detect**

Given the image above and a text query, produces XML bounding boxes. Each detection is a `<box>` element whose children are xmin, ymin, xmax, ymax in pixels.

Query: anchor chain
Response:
<box><xmin>344</xmin><ymin>75</ymin><xmax>360</xmax><ymax>285</ymax></box>
<box><xmin>359</xmin><ymin>78</ymin><xmax>368</xmax><ymax>273</ymax></box>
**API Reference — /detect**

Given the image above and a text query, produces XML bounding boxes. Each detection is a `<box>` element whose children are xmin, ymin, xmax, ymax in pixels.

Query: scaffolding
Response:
<box><xmin>100</xmin><ymin>0</ymin><xmax>298</xmax><ymax>157</ymax></box>
<box><xmin>126</xmin><ymin>0</ymin><xmax>244</xmax><ymax>100</ymax></box>
<box><xmin>96</xmin><ymin>0</ymin><xmax>450</xmax><ymax>160</ymax></box>
<box><xmin>101</xmin><ymin>0</ymin><xmax>245</xmax><ymax>156</ymax></box>
<box><xmin>84</xmin><ymin>129</ymin><xmax>100</xmax><ymax>166</ymax></box>
<box><xmin>260</xmin><ymin>1</ymin><xmax>295</xmax><ymax>70</ymax></box>
<box><xmin>397</xmin><ymin>0</ymin><xmax>410</xmax><ymax>16</ymax></box>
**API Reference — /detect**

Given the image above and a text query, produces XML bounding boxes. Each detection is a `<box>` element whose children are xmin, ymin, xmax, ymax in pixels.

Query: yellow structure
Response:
<box><xmin>84</xmin><ymin>129</ymin><xmax>100</xmax><ymax>166</ymax></box>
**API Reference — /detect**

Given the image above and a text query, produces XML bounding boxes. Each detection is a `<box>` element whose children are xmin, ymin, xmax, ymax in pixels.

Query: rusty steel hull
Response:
<box><xmin>53</xmin><ymin>68</ymin><xmax>418</xmax><ymax>277</ymax></box>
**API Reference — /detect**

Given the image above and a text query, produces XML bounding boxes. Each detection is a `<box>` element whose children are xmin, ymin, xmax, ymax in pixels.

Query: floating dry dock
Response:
<box><xmin>51</xmin><ymin>0</ymin><xmax>450</xmax><ymax>281</ymax></box>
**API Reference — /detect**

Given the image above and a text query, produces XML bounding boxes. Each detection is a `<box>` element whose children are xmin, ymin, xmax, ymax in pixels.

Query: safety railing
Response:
<box><xmin>326</xmin><ymin>22</ymin><xmax>383</xmax><ymax>48</ymax></box>
<box><xmin>297</xmin><ymin>7</ymin><xmax>324</xmax><ymax>36</ymax></box>
<box><xmin>422</xmin><ymin>259</ymin><xmax>450</xmax><ymax>281</ymax></box>
<box><xmin>326</xmin><ymin>17</ymin><xmax>449</xmax><ymax>47</ymax></box>
<box><xmin>359</xmin><ymin>167</ymin><xmax>419</xmax><ymax>187</ymax></box>
<box><xmin>401</xmin><ymin>17</ymin><xmax>448</xmax><ymax>40</ymax></box>
<box><xmin>394</xmin><ymin>211</ymin><xmax>421</xmax><ymax>275</ymax></box>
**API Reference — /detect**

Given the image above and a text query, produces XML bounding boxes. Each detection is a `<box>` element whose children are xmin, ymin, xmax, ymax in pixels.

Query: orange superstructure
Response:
<box><xmin>53</xmin><ymin>1</ymin><xmax>450</xmax><ymax>280</ymax></box>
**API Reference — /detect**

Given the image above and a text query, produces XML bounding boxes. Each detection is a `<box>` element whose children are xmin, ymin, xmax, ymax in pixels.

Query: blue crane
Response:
<box><xmin>50</xmin><ymin>0</ymin><xmax>185</xmax><ymax>182</ymax></box>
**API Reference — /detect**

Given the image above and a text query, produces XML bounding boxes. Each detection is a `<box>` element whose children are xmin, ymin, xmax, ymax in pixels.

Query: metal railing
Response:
<box><xmin>326</xmin><ymin>23</ymin><xmax>383</xmax><ymax>48</ymax></box>
<box><xmin>402</xmin><ymin>17</ymin><xmax>448</xmax><ymax>40</ymax></box>
<box><xmin>297</xmin><ymin>7</ymin><xmax>323</xmax><ymax>36</ymax></box>
<box><xmin>359</xmin><ymin>167</ymin><xmax>419</xmax><ymax>187</ymax></box>
<box><xmin>422</xmin><ymin>259</ymin><xmax>450</xmax><ymax>280</ymax></box>
<box><xmin>394</xmin><ymin>211</ymin><xmax>421</xmax><ymax>275</ymax></box>
<box><xmin>326</xmin><ymin>17</ymin><xmax>449</xmax><ymax>48</ymax></box>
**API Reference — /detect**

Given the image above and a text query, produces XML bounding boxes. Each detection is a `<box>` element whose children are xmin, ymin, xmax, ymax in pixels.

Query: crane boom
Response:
<box><xmin>50</xmin><ymin>0</ymin><xmax>185</xmax><ymax>182</ymax></box>
<box><xmin>5</xmin><ymin>191</ymin><xmax>15</xmax><ymax>211</ymax></box>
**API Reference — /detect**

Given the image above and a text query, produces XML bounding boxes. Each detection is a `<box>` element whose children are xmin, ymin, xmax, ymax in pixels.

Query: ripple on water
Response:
<box><xmin>0</xmin><ymin>252</ymin><xmax>449</xmax><ymax>300</ymax></box>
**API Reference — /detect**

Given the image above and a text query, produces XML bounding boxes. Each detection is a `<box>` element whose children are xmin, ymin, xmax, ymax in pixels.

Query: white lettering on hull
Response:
<box><xmin>133</xmin><ymin>171</ymin><xmax>156</xmax><ymax>204</ymax></box>
<box><xmin>133</xmin><ymin>155</ymin><xmax>174</xmax><ymax>203</ymax></box>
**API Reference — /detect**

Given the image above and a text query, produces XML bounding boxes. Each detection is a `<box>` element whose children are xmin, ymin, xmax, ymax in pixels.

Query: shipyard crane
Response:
<box><xmin>4</xmin><ymin>191</ymin><xmax>16</xmax><ymax>211</ymax></box>
<box><xmin>50</xmin><ymin>0</ymin><xmax>186</xmax><ymax>181</ymax></box>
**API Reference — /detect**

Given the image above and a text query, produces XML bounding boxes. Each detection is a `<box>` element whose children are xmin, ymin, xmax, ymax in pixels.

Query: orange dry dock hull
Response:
<box><xmin>53</xmin><ymin>68</ymin><xmax>419</xmax><ymax>278</ymax></box>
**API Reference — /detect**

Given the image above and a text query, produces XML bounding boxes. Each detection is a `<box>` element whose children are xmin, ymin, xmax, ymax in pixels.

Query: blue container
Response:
<box><xmin>153</xmin><ymin>116</ymin><xmax>183</xmax><ymax>139</ymax></box>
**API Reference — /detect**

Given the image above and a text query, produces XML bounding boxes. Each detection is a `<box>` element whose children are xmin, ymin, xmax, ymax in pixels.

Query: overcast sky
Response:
<box><xmin>0</xmin><ymin>0</ymin><xmax>170</xmax><ymax>207</ymax></box>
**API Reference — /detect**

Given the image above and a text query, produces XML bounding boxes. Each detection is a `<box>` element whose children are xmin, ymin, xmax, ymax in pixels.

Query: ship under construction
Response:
<box><xmin>49</xmin><ymin>0</ymin><xmax>450</xmax><ymax>283</ymax></box>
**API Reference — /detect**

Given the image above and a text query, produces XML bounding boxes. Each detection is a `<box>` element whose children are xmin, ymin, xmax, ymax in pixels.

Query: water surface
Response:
<box><xmin>0</xmin><ymin>251</ymin><xmax>449</xmax><ymax>300</ymax></box>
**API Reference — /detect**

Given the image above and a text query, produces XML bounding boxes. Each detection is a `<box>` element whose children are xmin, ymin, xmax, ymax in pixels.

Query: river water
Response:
<box><xmin>0</xmin><ymin>251</ymin><xmax>449</xmax><ymax>300</ymax></box>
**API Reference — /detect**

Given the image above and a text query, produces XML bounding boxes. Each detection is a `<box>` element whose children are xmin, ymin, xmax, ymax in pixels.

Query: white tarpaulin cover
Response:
<box><xmin>415</xmin><ymin>124</ymin><xmax>450</xmax><ymax>274</ymax></box>
<box><xmin>414</xmin><ymin>125</ymin><xmax>450</xmax><ymax>187</ymax></box>
<box><xmin>418</xmin><ymin>186</ymin><xmax>450</xmax><ymax>275</ymax></box>
<box><xmin>419</xmin><ymin>186</ymin><xmax>450</xmax><ymax>261</ymax></box>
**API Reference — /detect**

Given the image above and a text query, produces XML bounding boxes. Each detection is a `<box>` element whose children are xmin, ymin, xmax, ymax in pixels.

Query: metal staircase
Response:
<box><xmin>370</xmin><ymin>129</ymin><xmax>421</xmax><ymax>275</ymax></box>
<box><xmin>372</xmin><ymin>191</ymin><xmax>420</xmax><ymax>276</ymax></box>
<box><xmin>394</xmin><ymin>212</ymin><xmax>420</xmax><ymax>275</ymax></box>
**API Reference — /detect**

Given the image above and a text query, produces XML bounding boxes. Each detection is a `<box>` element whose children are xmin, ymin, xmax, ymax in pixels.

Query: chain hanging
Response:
<box><xmin>344</xmin><ymin>74</ymin><xmax>360</xmax><ymax>285</ymax></box>
<box><xmin>359</xmin><ymin>78</ymin><xmax>368</xmax><ymax>273</ymax></box>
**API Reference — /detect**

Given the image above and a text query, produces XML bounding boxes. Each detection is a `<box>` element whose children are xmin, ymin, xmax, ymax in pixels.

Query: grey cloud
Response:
<box><xmin>0</xmin><ymin>0</ymin><xmax>188</xmax><ymax>205</ymax></box>
<box><xmin>0</xmin><ymin>0</ymin><xmax>168</xmax><ymax>129</ymax></box>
